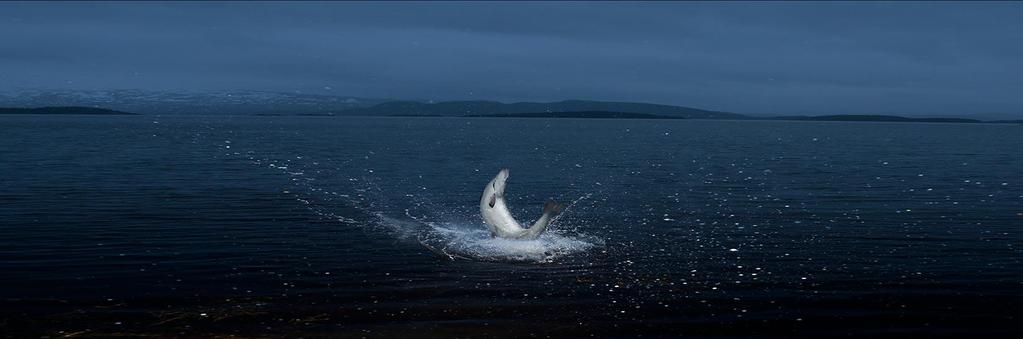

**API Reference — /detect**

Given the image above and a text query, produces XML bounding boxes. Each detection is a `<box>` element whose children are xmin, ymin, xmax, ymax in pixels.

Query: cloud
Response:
<box><xmin>1</xmin><ymin>1</ymin><xmax>1021</xmax><ymax>116</ymax></box>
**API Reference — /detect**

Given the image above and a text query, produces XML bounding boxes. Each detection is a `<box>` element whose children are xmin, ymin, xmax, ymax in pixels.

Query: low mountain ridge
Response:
<box><xmin>0</xmin><ymin>106</ymin><xmax>137</xmax><ymax>115</ymax></box>
<box><xmin>771</xmin><ymin>115</ymin><xmax>984</xmax><ymax>123</ymax></box>
<box><xmin>461</xmin><ymin>111</ymin><xmax>685</xmax><ymax>119</ymax></box>
<box><xmin>0</xmin><ymin>89</ymin><xmax>386</xmax><ymax>115</ymax></box>
<box><xmin>347</xmin><ymin>100</ymin><xmax>745</xmax><ymax>119</ymax></box>
<box><xmin>2</xmin><ymin>90</ymin><xmax>1016</xmax><ymax>122</ymax></box>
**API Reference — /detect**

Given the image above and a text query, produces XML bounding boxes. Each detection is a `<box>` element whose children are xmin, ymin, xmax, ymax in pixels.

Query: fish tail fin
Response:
<box><xmin>525</xmin><ymin>200</ymin><xmax>565</xmax><ymax>239</ymax></box>
<box><xmin>543</xmin><ymin>200</ymin><xmax>566</xmax><ymax>215</ymax></box>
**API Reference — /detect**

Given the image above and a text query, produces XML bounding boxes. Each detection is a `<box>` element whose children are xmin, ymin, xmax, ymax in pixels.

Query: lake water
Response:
<box><xmin>1</xmin><ymin>115</ymin><xmax>1020</xmax><ymax>336</ymax></box>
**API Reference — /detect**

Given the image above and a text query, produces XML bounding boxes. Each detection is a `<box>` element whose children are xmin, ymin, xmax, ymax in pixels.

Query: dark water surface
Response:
<box><xmin>1</xmin><ymin>115</ymin><xmax>1020</xmax><ymax>337</ymax></box>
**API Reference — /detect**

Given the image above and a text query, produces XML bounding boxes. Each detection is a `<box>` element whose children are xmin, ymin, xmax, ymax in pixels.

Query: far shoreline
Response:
<box><xmin>0</xmin><ymin>107</ymin><xmax>139</xmax><ymax>115</ymax></box>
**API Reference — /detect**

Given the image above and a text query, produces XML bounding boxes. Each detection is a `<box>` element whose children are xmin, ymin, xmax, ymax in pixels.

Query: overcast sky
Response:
<box><xmin>2</xmin><ymin>1</ymin><xmax>1022</xmax><ymax>116</ymax></box>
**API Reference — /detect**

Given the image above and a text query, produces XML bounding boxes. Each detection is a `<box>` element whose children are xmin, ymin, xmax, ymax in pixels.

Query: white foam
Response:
<box><xmin>417</xmin><ymin>221</ymin><xmax>602</xmax><ymax>263</ymax></box>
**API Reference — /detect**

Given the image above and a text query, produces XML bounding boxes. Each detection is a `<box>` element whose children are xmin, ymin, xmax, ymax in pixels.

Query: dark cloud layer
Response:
<box><xmin>2</xmin><ymin>1</ymin><xmax>1022</xmax><ymax>116</ymax></box>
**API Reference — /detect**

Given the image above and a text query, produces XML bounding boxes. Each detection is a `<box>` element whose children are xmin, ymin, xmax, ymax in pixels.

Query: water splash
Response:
<box><xmin>230</xmin><ymin>144</ymin><xmax>603</xmax><ymax>263</ymax></box>
<box><xmin>416</xmin><ymin>221</ymin><xmax>603</xmax><ymax>263</ymax></box>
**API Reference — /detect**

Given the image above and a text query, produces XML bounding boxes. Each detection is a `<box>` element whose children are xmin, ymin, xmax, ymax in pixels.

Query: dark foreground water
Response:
<box><xmin>1</xmin><ymin>115</ymin><xmax>1021</xmax><ymax>337</ymax></box>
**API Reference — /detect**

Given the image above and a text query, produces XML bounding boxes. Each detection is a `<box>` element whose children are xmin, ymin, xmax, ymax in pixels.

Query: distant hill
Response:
<box><xmin>2</xmin><ymin>90</ymin><xmax>1016</xmax><ymax>123</ymax></box>
<box><xmin>770</xmin><ymin>115</ymin><xmax>984</xmax><ymax>123</ymax></box>
<box><xmin>347</xmin><ymin>100</ymin><xmax>745</xmax><ymax>119</ymax></box>
<box><xmin>0</xmin><ymin>106</ymin><xmax>136</xmax><ymax>115</ymax></box>
<box><xmin>461</xmin><ymin>111</ymin><xmax>685</xmax><ymax>119</ymax></box>
<box><xmin>0</xmin><ymin>89</ymin><xmax>387</xmax><ymax>115</ymax></box>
